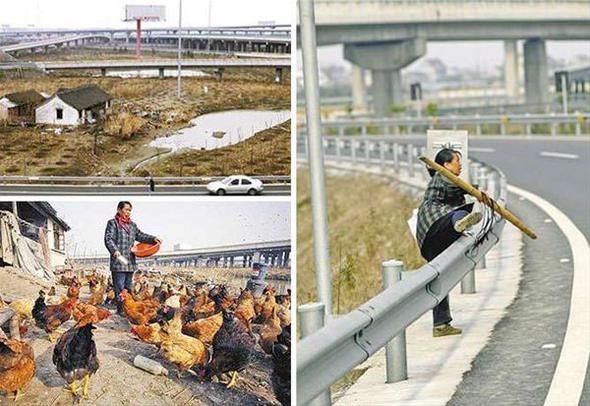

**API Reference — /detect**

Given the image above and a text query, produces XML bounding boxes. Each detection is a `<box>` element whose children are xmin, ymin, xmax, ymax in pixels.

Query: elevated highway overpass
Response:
<box><xmin>32</xmin><ymin>57</ymin><xmax>290</xmax><ymax>81</ymax></box>
<box><xmin>1</xmin><ymin>25</ymin><xmax>291</xmax><ymax>55</ymax></box>
<box><xmin>300</xmin><ymin>0</ymin><xmax>590</xmax><ymax>116</ymax></box>
<box><xmin>74</xmin><ymin>239</ymin><xmax>292</xmax><ymax>268</ymax></box>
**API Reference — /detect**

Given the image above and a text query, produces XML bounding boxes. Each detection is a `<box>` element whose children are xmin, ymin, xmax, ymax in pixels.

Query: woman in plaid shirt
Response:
<box><xmin>416</xmin><ymin>149</ymin><xmax>482</xmax><ymax>337</ymax></box>
<box><xmin>104</xmin><ymin>201</ymin><xmax>161</xmax><ymax>315</ymax></box>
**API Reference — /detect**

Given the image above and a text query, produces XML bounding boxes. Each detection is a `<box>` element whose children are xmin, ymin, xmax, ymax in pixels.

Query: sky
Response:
<box><xmin>0</xmin><ymin>0</ymin><xmax>292</xmax><ymax>29</ymax></box>
<box><xmin>49</xmin><ymin>199</ymin><xmax>290</xmax><ymax>257</ymax></box>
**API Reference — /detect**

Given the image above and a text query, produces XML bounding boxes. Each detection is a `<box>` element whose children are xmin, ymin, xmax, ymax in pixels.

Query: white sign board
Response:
<box><xmin>426</xmin><ymin>129</ymin><xmax>469</xmax><ymax>183</ymax></box>
<box><xmin>124</xmin><ymin>5</ymin><xmax>165</xmax><ymax>21</ymax></box>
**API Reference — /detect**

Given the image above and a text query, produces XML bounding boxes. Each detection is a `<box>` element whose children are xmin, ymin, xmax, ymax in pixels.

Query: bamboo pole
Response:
<box><xmin>420</xmin><ymin>156</ymin><xmax>537</xmax><ymax>239</ymax></box>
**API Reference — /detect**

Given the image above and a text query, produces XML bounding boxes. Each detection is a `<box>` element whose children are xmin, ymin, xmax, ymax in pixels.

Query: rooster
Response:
<box><xmin>0</xmin><ymin>337</ymin><xmax>35</xmax><ymax>401</ymax></box>
<box><xmin>52</xmin><ymin>311</ymin><xmax>110</xmax><ymax>402</ymax></box>
<box><xmin>32</xmin><ymin>290</ymin><xmax>78</xmax><ymax>341</ymax></box>
<box><xmin>271</xmin><ymin>325</ymin><xmax>291</xmax><ymax>406</ymax></box>
<box><xmin>196</xmin><ymin>310</ymin><xmax>255</xmax><ymax>388</ymax></box>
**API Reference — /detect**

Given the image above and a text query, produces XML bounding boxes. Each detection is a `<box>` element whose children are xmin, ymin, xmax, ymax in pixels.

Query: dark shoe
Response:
<box><xmin>433</xmin><ymin>323</ymin><xmax>462</xmax><ymax>337</ymax></box>
<box><xmin>454</xmin><ymin>212</ymin><xmax>483</xmax><ymax>233</ymax></box>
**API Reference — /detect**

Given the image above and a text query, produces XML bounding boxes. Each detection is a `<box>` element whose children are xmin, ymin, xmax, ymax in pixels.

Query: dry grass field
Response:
<box><xmin>0</xmin><ymin>55</ymin><xmax>290</xmax><ymax>177</ymax></box>
<box><xmin>296</xmin><ymin>169</ymin><xmax>425</xmax><ymax>315</ymax></box>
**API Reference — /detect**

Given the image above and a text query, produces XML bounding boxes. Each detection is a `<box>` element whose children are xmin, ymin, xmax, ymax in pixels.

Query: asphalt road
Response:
<box><xmin>0</xmin><ymin>184</ymin><xmax>291</xmax><ymax>196</ymax></box>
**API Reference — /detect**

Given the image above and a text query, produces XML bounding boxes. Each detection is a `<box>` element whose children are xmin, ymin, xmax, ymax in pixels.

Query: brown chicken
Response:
<box><xmin>86</xmin><ymin>282</ymin><xmax>106</xmax><ymax>306</ymax></box>
<box><xmin>104</xmin><ymin>287</ymin><xmax>116</xmax><ymax>306</ymax></box>
<box><xmin>159</xmin><ymin>310</ymin><xmax>208</xmax><ymax>377</ymax></box>
<box><xmin>0</xmin><ymin>337</ymin><xmax>35</xmax><ymax>401</ymax></box>
<box><xmin>277</xmin><ymin>306</ymin><xmax>291</xmax><ymax>329</ymax></box>
<box><xmin>32</xmin><ymin>291</ymin><xmax>78</xmax><ymax>341</ymax></box>
<box><xmin>259</xmin><ymin>306</ymin><xmax>282</xmax><ymax>354</ymax></box>
<box><xmin>261</xmin><ymin>291</ymin><xmax>277</xmax><ymax>323</ymax></box>
<box><xmin>120</xmin><ymin>289</ymin><xmax>159</xmax><ymax>326</ymax></box>
<box><xmin>72</xmin><ymin>303</ymin><xmax>111</xmax><ymax>323</ymax></box>
<box><xmin>182</xmin><ymin>311</ymin><xmax>223</xmax><ymax>347</ymax></box>
<box><xmin>234</xmin><ymin>289</ymin><xmax>255</xmax><ymax>334</ymax></box>
<box><xmin>67</xmin><ymin>284</ymin><xmax>81</xmax><ymax>300</ymax></box>
<box><xmin>193</xmin><ymin>291</ymin><xmax>216</xmax><ymax>317</ymax></box>
<box><xmin>130</xmin><ymin>323</ymin><xmax>163</xmax><ymax>347</ymax></box>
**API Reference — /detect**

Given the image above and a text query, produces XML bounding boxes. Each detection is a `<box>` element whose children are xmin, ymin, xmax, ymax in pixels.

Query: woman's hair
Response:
<box><xmin>117</xmin><ymin>201</ymin><xmax>133</xmax><ymax>210</ymax></box>
<box><xmin>428</xmin><ymin>148</ymin><xmax>461</xmax><ymax>177</ymax></box>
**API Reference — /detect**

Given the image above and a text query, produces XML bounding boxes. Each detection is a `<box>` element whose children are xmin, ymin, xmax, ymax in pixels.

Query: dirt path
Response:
<box><xmin>0</xmin><ymin>268</ymin><xmax>282</xmax><ymax>405</ymax></box>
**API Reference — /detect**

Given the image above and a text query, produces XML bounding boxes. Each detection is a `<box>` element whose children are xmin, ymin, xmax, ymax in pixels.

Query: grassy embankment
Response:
<box><xmin>297</xmin><ymin>169</ymin><xmax>425</xmax><ymax>315</ymax></box>
<box><xmin>0</xmin><ymin>55</ymin><xmax>290</xmax><ymax>176</ymax></box>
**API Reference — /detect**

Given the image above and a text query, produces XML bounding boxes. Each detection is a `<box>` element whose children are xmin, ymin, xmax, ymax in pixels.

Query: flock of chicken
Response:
<box><xmin>0</xmin><ymin>272</ymin><xmax>291</xmax><ymax>405</ymax></box>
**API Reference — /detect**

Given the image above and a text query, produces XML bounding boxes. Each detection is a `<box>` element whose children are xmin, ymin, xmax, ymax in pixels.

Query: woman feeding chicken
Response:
<box><xmin>104</xmin><ymin>201</ymin><xmax>162</xmax><ymax>316</ymax></box>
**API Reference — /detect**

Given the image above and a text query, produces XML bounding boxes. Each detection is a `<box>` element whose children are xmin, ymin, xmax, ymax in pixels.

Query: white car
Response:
<box><xmin>207</xmin><ymin>175</ymin><xmax>264</xmax><ymax>195</ymax></box>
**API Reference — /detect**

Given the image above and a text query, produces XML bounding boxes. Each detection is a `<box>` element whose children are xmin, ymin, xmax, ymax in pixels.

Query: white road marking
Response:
<box><xmin>542</xmin><ymin>343</ymin><xmax>557</xmax><ymax>350</ymax></box>
<box><xmin>539</xmin><ymin>151</ymin><xmax>579</xmax><ymax>160</ymax></box>
<box><xmin>470</xmin><ymin>147</ymin><xmax>496</xmax><ymax>152</ymax></box>
<box><xmin>508</xmin><ymin>185</ymin><xmax>590</xmax><ymax>406</ymax></box>
<box><xmin>559</xmin><ymin>258</ymin><xmax>570</xmax><ymax>263</ymax></box>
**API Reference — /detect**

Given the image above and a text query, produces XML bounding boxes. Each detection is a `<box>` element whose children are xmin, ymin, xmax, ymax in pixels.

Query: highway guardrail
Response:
<box><xmin>297</xmin><ymin>135</ymin><xmax>507</xmax><ymax>405</ymax></box>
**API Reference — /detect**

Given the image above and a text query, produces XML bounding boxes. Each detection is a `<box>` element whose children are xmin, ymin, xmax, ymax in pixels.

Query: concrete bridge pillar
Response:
<box><xmin>351</xmin><ymin>65</ymin><xmax>368</xmax><ymax>111</ymax></box>
<box><xmin>344</xmin><ymin>39</ymin><xmax>425</xmax><ymax>117</ymax></box>
<box><xmin>504</xmin><ymin>40</ymin><xmax>519</xmax><ymax>98</ymax></box>
<box><xmin>524</xmin><ymin>38</ymin><xmax>549</xmax><ymax>106</ymax></box>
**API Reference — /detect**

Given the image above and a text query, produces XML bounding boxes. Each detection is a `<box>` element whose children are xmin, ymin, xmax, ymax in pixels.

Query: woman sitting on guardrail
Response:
<box><xmin>416</xmin><ymin>148</ymin><xmax>482</xmax><ymax>337</ymax></box>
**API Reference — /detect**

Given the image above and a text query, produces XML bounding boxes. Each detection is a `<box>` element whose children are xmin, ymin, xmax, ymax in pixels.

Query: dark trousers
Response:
<box><xmin>421</xmin><ymin>204</ymin><xmax>473</xmax><ymax>327</ymax></box>
<box><xmin>112</xmin><ymin>271</ymin><xmax>134</xmax><ymax>310</ymax></box>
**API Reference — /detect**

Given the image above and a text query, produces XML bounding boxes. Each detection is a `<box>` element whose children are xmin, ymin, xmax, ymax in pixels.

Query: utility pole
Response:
<box><xmin>177</xmin><ymin>0</ymin><xmax>183</xmax><ymax>99</ymax></box>
<box><xmin>299</xmin><ymin>0</ymin><xmax>332</xmax><ymax>318</ymax></box>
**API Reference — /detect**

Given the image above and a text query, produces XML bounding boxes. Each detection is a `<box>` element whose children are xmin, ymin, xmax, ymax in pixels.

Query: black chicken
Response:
<box><xmin>31</xmin><ymin>290</ymin><xmax>47</xmax><ymax>330</ymax></box>
<box><xmin>195</xmin><ymin>309</ymin><xmax>255</xmax><ymax>388</ymax></box>
<box><xmin>52</xmin><ymin>312</ymin><xmax>108</xmax><ymax>402</ymax></box>
<box><xmin>271</xmin><ymin>324</ymin><xmax>291</xmax><ymax>406</ymax></box>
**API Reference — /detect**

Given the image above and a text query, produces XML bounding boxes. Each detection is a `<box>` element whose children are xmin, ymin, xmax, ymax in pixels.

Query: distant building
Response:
<box><xmin>0</xmin><ymin>202</ymin><xmax>70</xmax><ymax>269</ymax></box>
<box><xmin>0</xmin><ymin>90</ymin><xmax>45</xmax><ymax>122</ymax></box>
<box><xmin>35</xmin><ymin>84</ymin><xmax>112</xmax><ymax>126</ymax></box>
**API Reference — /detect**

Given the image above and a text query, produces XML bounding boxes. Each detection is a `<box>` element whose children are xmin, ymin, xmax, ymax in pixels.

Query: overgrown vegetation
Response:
<box><xmin>297</xmin><ymin>169</ymin><xmax>425</xmax><ymax>314</ymax></box>
<box><xmin>0</xmin><ymin>61</ymin><xmax>290</xmax><ymax>176</ymax></box>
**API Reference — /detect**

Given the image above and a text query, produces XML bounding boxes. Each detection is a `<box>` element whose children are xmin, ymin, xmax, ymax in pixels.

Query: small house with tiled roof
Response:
<box><xmin>0</xmin><ymin>90</ymin><xmax>46</xmax><ymax>122</ymax></box>
<box><xmin>35</xmin><ymin>84</ymin><xmax>112</xmax><ymax>126</ymax></box>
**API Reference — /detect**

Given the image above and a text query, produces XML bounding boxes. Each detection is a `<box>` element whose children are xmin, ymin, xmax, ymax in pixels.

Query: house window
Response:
<box><xmin>56</xmin><ymin>108</ymin><xmax>63</xmax><ymax>120</ymax></box>
<box><xmin>53</xmin><ymin>228</ymin><xmax>64</xmax><ymax>251</ymax></box>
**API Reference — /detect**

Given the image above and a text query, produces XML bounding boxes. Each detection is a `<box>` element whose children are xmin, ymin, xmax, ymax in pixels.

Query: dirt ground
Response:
<box><xmin>0</xmin><ymin>266</ymin><xmax>286</xmax><ymax>406</ymax></box>
<box><xmin>0</xmin><ymin>51</ymin><xmax>290</xmax><ymax>177</ymax></box>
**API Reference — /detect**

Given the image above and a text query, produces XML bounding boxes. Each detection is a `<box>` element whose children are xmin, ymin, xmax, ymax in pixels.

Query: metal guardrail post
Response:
<box><xmin>408</xmin><ymin>144</ymin><xmax>415</xmax><ymax>178</ymax></box>
<box><xmin>336</xmin><ymin>137</ymin><xmax>341</xmax><ymax>158</ymax></box>
<box><xmin>379</xmin><ymin>140</ymin><xmax>386</xmax><ymax>171</ymax></box>
<box><xmin>394</xmin><ymin>143</ymin><xmax>400</xmax><ymax>173</ymax></box>
<box><xmin>338</xmin><ymin>126</ymin><xmax>344</xmax><ymax>137</ymax></box>
<box><xmin>382</xmin><ymin>260</ymin><xmax>408</xmax><ymax>383</ymax></box>
<box><xmin>575</xmin><ymin>121</ymin><xmax>581</xmax><ymax>136</ymax></box>
<box><xmin>299</xmin><ymin>303</ymin><xmax>331</xmax><ymax>406</ymax></box>
<box><xmin>365</xmin><ymin>139</ymin><xmax>370</xmax><ymax>163</ymax></box>
<box><xmin>352</xmin><ymin>139</ymin><xmax>357</xmax><ymax>162</ymax></box>
<box><xmin>361</xmin><ymin>124</ymin><xmax>367</xmax><ymax>136</ymax></box>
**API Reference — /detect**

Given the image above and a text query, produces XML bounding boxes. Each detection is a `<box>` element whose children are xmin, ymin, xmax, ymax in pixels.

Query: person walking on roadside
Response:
<box><xmin>416</xmin><ymin>148</ymin><xmax>483</xmax><ymax>337</ymax></box>
<box><xmin>104</xmin><ymin>201</ymin><xmax>161</xmax><ymax>315</ymax></box>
